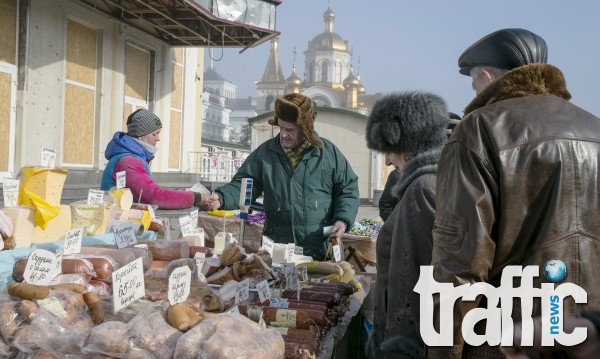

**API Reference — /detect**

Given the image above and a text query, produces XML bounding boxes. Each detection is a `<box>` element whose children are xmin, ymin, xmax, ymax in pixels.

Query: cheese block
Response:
<box><xmin>2</xmin><ymin>207</ymin><xmax>35</xmax><ymax>249</ymax></box>
<box><xmin>110</xmin><ymin>188</ymin><xmax>133</xmax><ymax>211</ymax></box>
<box><xmin>19</xmin><ymin>167</ymin><xmax>68</xmax><ymax>207</ymax></box>
<box><xmin>31</xmin><ymin>204</ymin><xmax>72</xmax><ymax>243</ymax></box>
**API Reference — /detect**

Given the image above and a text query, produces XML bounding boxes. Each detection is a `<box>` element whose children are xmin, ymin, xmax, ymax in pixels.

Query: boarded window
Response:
<box><xmin>63</xmin><ymin>19</ymin><xmax>97</xmax><ymax>166</ymax></box>
<box><xmin>0</xmin><ymin>0</ymin><xmax>16</xmax><ymax>174</ymax></box>
<box><xmin>124</xmin><ymin>44</ymin><xmax>150</xmax><ymax>129</ymax></box>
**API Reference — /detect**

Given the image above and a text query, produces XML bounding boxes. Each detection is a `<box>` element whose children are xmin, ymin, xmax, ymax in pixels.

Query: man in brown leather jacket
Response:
<box><xmin>428</xmin><ymin>28</ymin><xmax>600</xmax><ymax>358</ymax></box>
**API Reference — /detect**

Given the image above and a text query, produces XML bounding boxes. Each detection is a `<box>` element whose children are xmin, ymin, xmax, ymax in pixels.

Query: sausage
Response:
<box><xmin>238</xmin><ymin>305</ymin><xmax>329</xmax><ymax>329</ymax></box>
<box><xmin>13</xmin><ymin>257</ymin><xmax>96</xmax><ymax>283</ymax></box>
<box><xmin>304</xmin><ymin>281</ymin><xmax>356</xmax><ymax>296</ymax></box>
<box><xmin>189</xmin><ymin>246</ymin><xmax>213</xmax><ymax>258</ymax></box>
<box><xmin>65</xmin><ymin>255</ymin><xmax>119</xmax><ymax>282</ymax></box>
<box><xmin>284</xmin><ymin>341</ymin><xmax>317</xmax><ymax>359</ymax></box>
<box><xmin>136</xmin><ymin>240</ymin><xmax>190</xmax><ymax>261</ymax></box>
<box><xmin>80</xmin><ymin>247</ymin><xmax>135</xmax><ymax>267</ymax></box>
<box><xmin>281</xmin><ymin>290</ymin><xmax>340</xmax><ymax>307</ymax></box>
<box><xmin>283</xmin><ymin>336</ymin><xmax>320</xmax><ymax>354</ymax></box>
<box><xmin>88</xmin><ymin>280</ymin><xmax>112</xmax><ymax>297</ymax></box>
<box><xmin>270</xmin><ymin>326</ymin><xmax>320</xmax><ymax>339</ymax></box>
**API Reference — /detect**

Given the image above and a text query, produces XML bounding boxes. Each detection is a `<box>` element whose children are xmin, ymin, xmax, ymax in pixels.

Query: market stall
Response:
<box><xmin>0</xmin><ymin>167</ymin><xmax>373</xmax><ymax>358</ymax></box>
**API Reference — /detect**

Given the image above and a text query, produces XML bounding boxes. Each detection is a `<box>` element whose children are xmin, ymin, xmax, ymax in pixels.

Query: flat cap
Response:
<box><xmin>458</xmin><ymin>28</ymin><xmax>548</xmax><ymax>76</ymax></box>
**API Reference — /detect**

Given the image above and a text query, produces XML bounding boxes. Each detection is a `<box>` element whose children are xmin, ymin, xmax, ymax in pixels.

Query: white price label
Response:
<box><xmin>262</xmin><ymin>236</ymin><xmax>274</xmax><ymax>255</ymax></box>
<box><xmin>286</xmin><ymin>243</ymin><xmax>295</xmax><ymax>263</ymax></box>
<box><xmin>179</xmin><ymin>215</ymin><xmax>194</xmax><ymax>237</ymax></box>
<box><xmin>333</xmin><ymin>244</ymin><xmax>342</xmax><ymax>262</ymax></box>
<box><xmin>23</xmin><ymin>249</ymin><xmax>61</xmax><ymax>285</ymax></box>
<box><xmin>116</xmin><ymin>171</ymin><xmax>126</xmax><ymax>189</ymax></box>
<box><xmin>284</xmin><ymin>263</ymin><xmax>298</xmax><ymax>290</ymax></box>
<box><xmin>190</xmin><ymin>209</ymin><xmax>199</xmax><ymax>229</ymax></box>
<box><xmin>41</xmin><ymin>146</ymin><xmax>57</xmax><ymax>168</ymax></box>
<box><xmin>112</xmin><ymin>257</ymin><xmax>145</xmax><ymax>313</ymax></box>
<box><xmin>256</xmin><ymin>279</ymin><xmax>271</xmax><ymax>303</ymax></box>
<box><xmin>168</xmin><ymin>266</ymin><xmax>191</xmax><ymax>305</ymax></box>
<box><xmin>194</xmin><ymin>252</ymin><xmax>206</xmax><ymax>281</ymax></box>
<box><xmin>63</xmin><ymin>228</ymin><xmax>84</xmax><ymax>255</ymax></box>
<box><xmin>301</xmin><ymin>266</ymin><xmax>308</xmax><ymax>282</ymax></box>
<box><xmin>294</xmin><ymin>246</ymin><xmax>304</xmax><ymax>255</ymax></box>
<box><xmin>113</xmin><ymin>222</ymin><xmax>138</xmax><ymax>248</ymax></box>
<box><xmin>235</xmin><ymin>278</ymin><xmax>250</xmax><ymax>304</ymax></box>
<box><xmin>87</xmin><ymin>189</ymin><xmax>104</xmax><ymax>204</ymax></box>
<box><xmin>2</xmin><ymin>179</ymin><xmax>19</xmax><ymax>208</ymax></box>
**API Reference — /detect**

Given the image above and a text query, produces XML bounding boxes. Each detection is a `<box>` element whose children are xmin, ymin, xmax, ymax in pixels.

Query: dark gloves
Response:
<box><xmin>193</xmin><ymin>192</ymin><xmax>203</xmax><ymax>208</ymax></box>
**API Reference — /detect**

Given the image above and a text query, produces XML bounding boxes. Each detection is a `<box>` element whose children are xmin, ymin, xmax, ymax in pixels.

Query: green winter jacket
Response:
<box><xmin>215</xmin><ymin>135</ymin><xmax>359</xmax><ymax>260</ymax></box>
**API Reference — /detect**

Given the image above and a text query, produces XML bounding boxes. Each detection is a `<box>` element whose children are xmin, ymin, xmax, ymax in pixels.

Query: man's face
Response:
<box><xmin>278</xmin><ymin>119</ymin><xmax>306</xmax><ymax>150</ymax></box>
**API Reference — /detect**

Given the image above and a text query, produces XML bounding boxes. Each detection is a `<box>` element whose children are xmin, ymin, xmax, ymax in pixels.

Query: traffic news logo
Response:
<box><xmin>413</xmin><ymin>261</ymin><xmax>588</xmax><ymax>347</ymax></box>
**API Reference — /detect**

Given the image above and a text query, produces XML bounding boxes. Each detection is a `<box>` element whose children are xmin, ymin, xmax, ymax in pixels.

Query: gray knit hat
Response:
<box><xmin>366</xmin><ymin>92</ymin><xmax>449</xmax><ymax>154</ymax></box>
<box><xmin>126</xmin><ymin>109</ymin><xmax>162</xmax><ymax>137</ymax></box>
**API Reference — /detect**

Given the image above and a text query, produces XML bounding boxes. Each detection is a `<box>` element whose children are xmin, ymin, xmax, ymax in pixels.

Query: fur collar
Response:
<box><xmin>464</xmin><ymin>64</ymin><xmax>572</xmax><ymax>114</ymax></box>
<box><xmin>392</xmin><ymin>146</ymin><xmax>443</xmax><ymax>199</ymax></box>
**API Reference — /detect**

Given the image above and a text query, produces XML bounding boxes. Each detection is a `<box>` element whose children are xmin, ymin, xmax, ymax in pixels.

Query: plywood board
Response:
<box><xmin>171</xmin><ymin>63</ymin><xmax>182</xmax><ymax>109</ymax></box>
<box><xmin>125</xmin><ymin>44</ymin><xmax>149</xmax><ymax>100</ymax></box>
<box><xmin>0</xmin><ymin>0</ymin><xmax>16</xmax><ymax>65</ymax></box>
<box><xmin>66</xmin><ymin>19</ymin><xmax>97</xmax><ymax>86</ymax></box>
<box><xmin>63</xmin><ymin>84</ymin><xmax>94</xmax><ymax>165</ymax></box>
<box><xmin>172</xmin><ymin>47</ymin><xmax>183</xmax><ymax>64</ymax></box>
<box><xmin>168</xmin><ymin>110</ymin><xmax>181</xmax><ymax>169</ymax></box>
<box><xmin>123</xmin><ymin>103</ymin><xmax>132</xmax><ymax>131</ymax></box>
<box><xmin>0</xmin><ymin>72</ymin><xmax>11</xmax><ymax>171</ymax></box>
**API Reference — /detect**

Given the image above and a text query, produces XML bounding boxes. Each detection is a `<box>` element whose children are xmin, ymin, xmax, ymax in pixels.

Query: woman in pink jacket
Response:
<box><xmin>101</xmin><ymin>109</ymin><xmax>207</xmax><ymax>210</ymax></box>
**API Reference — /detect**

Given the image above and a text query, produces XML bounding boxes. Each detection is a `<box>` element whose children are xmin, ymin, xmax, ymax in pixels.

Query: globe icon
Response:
<box><xmin>543</xmin><ymin>260</ymin><xmax>567</xmax><ymax>283</ymax></box>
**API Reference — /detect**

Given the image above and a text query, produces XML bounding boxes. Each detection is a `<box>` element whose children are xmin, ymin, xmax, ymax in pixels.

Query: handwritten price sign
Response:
<box><xmin>113</xmin><ymin>222</ymin><xmax>137</xmax><ymax>248</ymax></box>
<box><xmin>262</xmin><ymin>236</ymin><xmax>274</xmax><ymax>255</ymax></box>
<box><xmin>23</xmin><ymin>249</ymin><xmax>61</xmax><ymax>285</ymax></box>
<box><xmin>116</xmin><ymin>171</ymin><xmax>126</xmax><ymax>189</ymax></box>
<box><xmin>63</xmin><ymin>228</ymin><xmax>84</xmax><ymax>255</ymax></box>
<box><xmin>112</xmin><ymin>257</ymin><xmax>145</xmax><ymax>313</ymax></box>
<box><xmin>179</xmin><ymin>215</ymin><xmax>194</xmax><ymax>237</ymax></box>
<box><xmin>256</xmin><ymin>279</ymin><xmax>271</xmax><ymax>303</ymax></box>
<box><xmin>2</xmin><ymin>179</ymin><xmax>19</xmax><ymax>208</ymax></box>
<box><xmin>194</xmin><ymin>252</ymin><xmax>206</xmax><ymax>281</ymax></box>
<box><xmin>41</xmin><ymin>146</ymin><xmax>57</xmax><ymax>168</ymax></box>
<box><xmin>235</xmin><ymin>278</ymin><xmax>250</xmax><ymax>304</ymax></box>
<box><xmin>168</xmin><ymin>266</ymin><xmax>191</xmax><ymax>305</ymax></box>
<box><xmin>87</xmin><ymin>189</ymin><xmax>104</xmax><ymax>204</ymax></box>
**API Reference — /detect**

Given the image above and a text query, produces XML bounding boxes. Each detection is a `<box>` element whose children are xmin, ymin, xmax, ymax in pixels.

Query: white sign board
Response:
<box><xmin>112</xmin><ymin>257</ymin><xmax>145</xmax><ymax>313</ymax></box>
<box><xmin>23</xmin><ymin>249</ymin><xmax>61</xmax><ymax>285</ymax></box>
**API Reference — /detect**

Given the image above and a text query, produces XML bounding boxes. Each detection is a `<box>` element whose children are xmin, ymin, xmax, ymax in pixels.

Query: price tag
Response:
<box><xmin>286</xmin><ymin>243</ymin><xmax>295</xmax><ymax>263</ymax></box>
<box><xmin>301</xmin><ymin>266</ymin><xmax>308</xmax><ymax>282</ymax></box>
<box><xmin>41</xmin><ymin>146</ymin><xmax>57</xmax><ymax>168</ymax></box>
<box><xmin>284</xmin><ymin>263</ymin><xmax>298</xmax><ymax>290</ymax></box>
<box><xmin>2</xmin><ymin>179</ymin><xmax>19</xmax><ymax>208</ymax></box>
<box><xmin>112</xmin><ymin>257</ymin><xmax>145</xmax><ymax>313</ymax></box>
<box><xmin>116</xmin><ymin>171</ymin><xmax>126</xmax><ymax>189</ymax></box>
<box><xmin>63</xmin><ymin>228</ymin><xmax>84</xmax><ymax>255</ymax></box>
<box><xmin>179</xmin><ymin>215</ymin><xmax>194</xmax><ymax>237</ymax></box>
<box><xmin>113</xmin><ymin>222</ymin><xmax>138</xmax><ymax>248</ymax></box>
<box><xmin>194</xmin><ymin>252</ymin><xmax>206</xmax><ymax>280</ymax></box>
<box><xmin>190</xmin><ymin>209</ymin><xmax>199</xmax><ymax>228</ymax></box>
<box><xmin>168</xmin><ymin>266</ymin><xmax>191</xmax><ymax>305</ymax></box>
<box><xmin>262</xmin><ymin>236</ymin><xmax>274</xmax><ymax>255</ymax></box>
<box><xmin>333</xmin><ymin>244</ymin><xmax>341</xmax><ymax>262</ymax></box>
<box><xmin>235</xmin><ymin>278</ymin><xmax>250</xmax><ymax>304</ymax></box>
<box><xmin>87</xmin><ymin>189</ymin><xmax>104</xmax><ymax>204</ymax></box>
<box><xmin>256</xmin><ymin>279</ymin><xmax>271</xmax><ymax>303</ymax></box>
<box><xmin>294</xmin><ymin>246</ymin><xmax>304</xmax><ymax>255</ymax></box>
<box><xmin>23</xmin><ymin>249</ymin><xmax>61</xmax><ymax>285</ymax></box>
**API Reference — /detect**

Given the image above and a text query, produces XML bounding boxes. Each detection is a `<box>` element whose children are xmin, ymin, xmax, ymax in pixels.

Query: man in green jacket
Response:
<box><xmin>208</xmin><ymin>93</ymin><xmax>359</xmax><ymax>260</ymax></box>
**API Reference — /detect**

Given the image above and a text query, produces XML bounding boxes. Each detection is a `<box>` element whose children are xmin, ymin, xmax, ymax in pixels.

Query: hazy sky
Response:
<box><xmin>205</xmin><ymin>0</ymin><xmax>600</xmax><ymax>117</ymax></box>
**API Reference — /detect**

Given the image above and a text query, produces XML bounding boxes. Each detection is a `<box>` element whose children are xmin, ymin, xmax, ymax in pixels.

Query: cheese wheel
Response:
<box><xmin>111</xmin><ymin>188</ymin><xmax>133</xmax><ymax>211</ymax></box>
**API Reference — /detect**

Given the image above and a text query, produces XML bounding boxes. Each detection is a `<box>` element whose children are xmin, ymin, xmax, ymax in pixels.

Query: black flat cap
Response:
<box><xmin>458</xmin><ymin>28</ymin><xmax>548</xmax><ymax>76</ymax></box>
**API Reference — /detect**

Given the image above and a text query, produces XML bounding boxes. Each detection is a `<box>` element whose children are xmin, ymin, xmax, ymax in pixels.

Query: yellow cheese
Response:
<box><xmin>2</xmin><ymin>207</ymin><xmax>35</xmax><ymax>249</ymax></box>
<box><xmin>19</xmin><ymin>167</ymin><xmax>68</xmax><ymax>207</ymax></box>
<box><xmin>69</xmin><ymin>201</ymin><xmax>109</xmax><ymax>236</ymax></box>
<box><xmin>31</xmin><ymin>204</ymin><xmax>72</xmax><ymax>243</ymax></box>
<box><xmin>110</xmin><ymin>188</ymin><xmax>133</xmax><ymax>211</ymax></box>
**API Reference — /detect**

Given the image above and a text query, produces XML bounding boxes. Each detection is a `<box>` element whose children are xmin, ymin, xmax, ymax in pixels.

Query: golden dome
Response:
<box><xmin>343</xmin><ymin>72</ymin><xmax>360</xmax><ymax>88</ymax></box>
<box><xmin>286</xmin><ymin>71</ymin><xmax>302</xmax><ymax>86</ymax></box>
<box><xmin>307</xmin><ymin>32</ymin><xmax>349</xmax><ymax>52</ymax></box>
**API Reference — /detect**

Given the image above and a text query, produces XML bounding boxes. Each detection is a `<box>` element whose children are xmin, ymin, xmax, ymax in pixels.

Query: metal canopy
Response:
<box><xmin>77</xmin><ymin>0</ymin><xmax>281</xmax><ymax>49</ymax></box>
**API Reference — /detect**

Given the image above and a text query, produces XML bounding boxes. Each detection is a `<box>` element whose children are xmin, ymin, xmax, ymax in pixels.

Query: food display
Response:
<box><xmin>0</xmin><ymin>169</ymin><xmax>368</xmax><ymax>358</ymax></box>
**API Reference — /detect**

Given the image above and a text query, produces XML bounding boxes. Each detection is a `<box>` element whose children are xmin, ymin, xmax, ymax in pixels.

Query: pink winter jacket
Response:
<box><xmin>113</xmin><ymin>156</ymin><xmax>195</xmax><ymax>210</ymax></box>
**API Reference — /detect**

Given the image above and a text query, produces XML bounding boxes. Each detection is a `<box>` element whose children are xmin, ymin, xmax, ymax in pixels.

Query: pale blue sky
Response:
<box><xmin>206</xmin><ymin>0</ymin><xmax>600</xmax><ymax>117</ymax></box>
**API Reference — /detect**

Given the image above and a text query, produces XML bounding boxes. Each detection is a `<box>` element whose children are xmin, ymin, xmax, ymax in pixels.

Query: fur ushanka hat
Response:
<box><xmin>269</xmin><ymin>93</ymin><xmax>323</xmax><ymax>148</ymax></box>
<box><xmin>366</xmin><ymin>92</ymin><xmax>449</xmax><ymax>154</ymax></box>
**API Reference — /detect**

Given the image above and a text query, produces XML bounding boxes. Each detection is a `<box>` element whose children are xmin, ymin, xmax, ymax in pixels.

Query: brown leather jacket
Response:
<box><xmin>429</xmin><ymin>64</ymin><xmax>600</xmax><ymax>358</ymax></box>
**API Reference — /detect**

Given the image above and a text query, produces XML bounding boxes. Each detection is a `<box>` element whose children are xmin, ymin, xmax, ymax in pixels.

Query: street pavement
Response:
<box><xmin>356</xmin><ymin>204</ymin><xmax>381</xmax><ymax>221</ymax></box>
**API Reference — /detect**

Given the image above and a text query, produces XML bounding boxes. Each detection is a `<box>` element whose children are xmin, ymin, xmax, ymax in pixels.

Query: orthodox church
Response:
<box><xmin>255</xmin><ymin>5</ymin><xmax>369</xmax><ymax>115</ymax></box>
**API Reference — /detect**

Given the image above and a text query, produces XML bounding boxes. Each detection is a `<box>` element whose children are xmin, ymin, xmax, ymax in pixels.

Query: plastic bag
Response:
<box><xmin>173</xmin><ymin>312</ymin><xmax>285</xmax><ymax>358</ymax></box>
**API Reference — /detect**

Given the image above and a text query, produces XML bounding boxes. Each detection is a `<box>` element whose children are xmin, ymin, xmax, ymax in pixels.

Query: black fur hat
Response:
<box><xmin>366</xmin><ymin>92</ymin><xmax>449</xmax><ymax>154</ymax></box>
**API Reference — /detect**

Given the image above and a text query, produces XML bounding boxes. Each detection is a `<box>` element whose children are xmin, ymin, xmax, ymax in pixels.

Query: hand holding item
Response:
<box><xmin>330</xmin><ymin>220</ymin><xmax>347</xmax><ymax>239</ymax></box>
<box><xmin>206</xmin><ymin>193</ymin><xmax>221</xmax><ymax>211</ymax></box>
<box><xmin>500</xmin><ymin>315</ymin><xmax>600</xmax><ymax>359</ymax></box>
